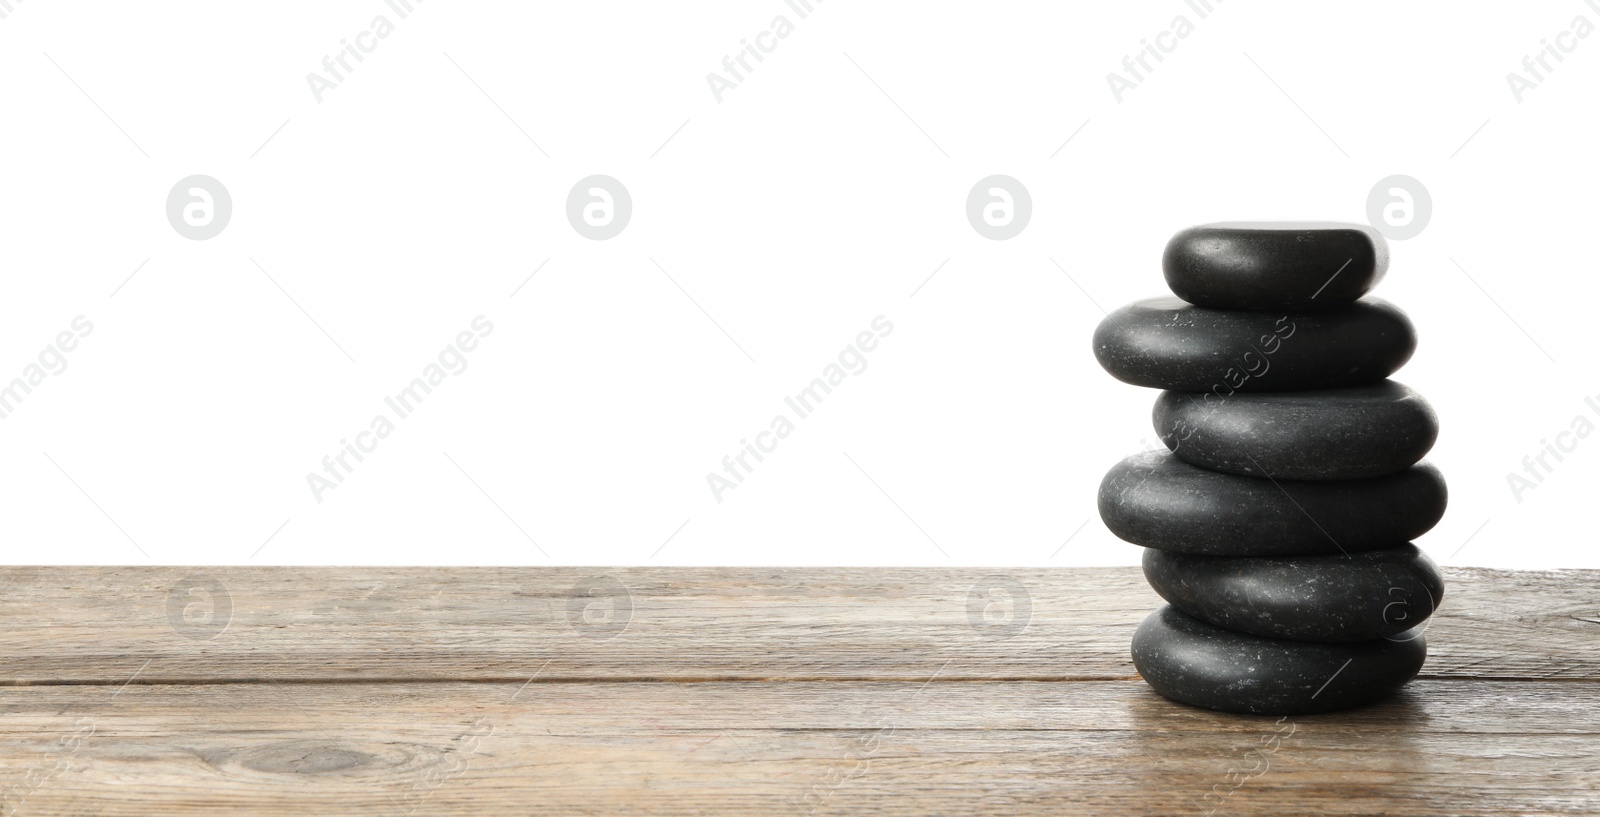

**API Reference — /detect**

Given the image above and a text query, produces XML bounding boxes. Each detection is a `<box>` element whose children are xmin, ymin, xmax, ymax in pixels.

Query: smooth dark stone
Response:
<box><xmin>1154</xmin><ymin>380</ymin><xmax>1439</xmax><ymax>480</ymax></box>
<box><xmin>1092</xmin><ymin>297</ymin><xmax>1415</xmax><ymax>393</ymax></box>
<box><xmin>1163</xmin><ymin>222</ymin><xmax>1389</xmax><ymax>311</ymax></box>
<box><xmin>1132</xmin><ymin>605</ymin><xmax>1426</xmax><ymax>715</ymax></box>
<box><xmin>1142</xmin><ymin>545</ymin><xmax>1445</xmax><ymax>642</ymax></box>
<box><xmin>1099</xmin><ymin>452</ymin><xmax>1447</xmax><ymax>556</ymax></box>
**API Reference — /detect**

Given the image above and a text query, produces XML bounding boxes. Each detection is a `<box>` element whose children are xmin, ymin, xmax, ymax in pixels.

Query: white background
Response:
<box><xmin>0</xmin><ymin>0</ymin><xmax>1595</xmax><ymax>567</ymax></box>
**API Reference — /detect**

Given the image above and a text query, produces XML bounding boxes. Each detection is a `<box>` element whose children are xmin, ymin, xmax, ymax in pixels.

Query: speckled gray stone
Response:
<box><xmin>1142</xmin><ymin>544</ymin><xmax>1444</xmax><ymax>642</ymax></box>
<box><xmin>1154</xmin><ymin>380</ymin><xmax>1439</xmax><ymax>480</ymax></box>
<box><xmin>1099</xmin><ymin>452</ymin><xmax>1447</xmax><ymax>556</ymax></box>
<box><xmin>1163</xmin><ymin>222</ymin><xmax>1389</xmax><ymax>311</ymax></box>
<box><xmin>1092</xmin><ymin>297</ymin><xmax>1415</xmax><ymax>393</ymax></box>
<box><xmin>1131</xmin><ymin>605</ymin><xmax>1427</xmax><ymax>715</ymax></box>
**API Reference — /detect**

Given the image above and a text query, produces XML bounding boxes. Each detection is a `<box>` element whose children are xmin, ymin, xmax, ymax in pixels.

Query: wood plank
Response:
<box><xmin>2</xmin><ymin>567</ymin><xmax>1595</xmax><ymax>684</ymax></box>
<box><xmin>1</xmin><ymin>679</ymin><xmax>1596</xmax><ymax>816</ymax></box>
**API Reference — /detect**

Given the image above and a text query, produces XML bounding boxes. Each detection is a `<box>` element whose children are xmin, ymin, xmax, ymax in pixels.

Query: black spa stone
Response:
<box><xmin>1092</xmin><ymin>297</ymin><xmax>1415</xmax><ymax>393</ymax></box>
<box><xmin>1142</xmin><ymin>545</ymin><xmax>1445</xmax><ymax>642</ymax></box>
<box><xmin>1099</xmin><ymin>452</ymin><xmax>1447</xmax><ymax>556</ymax></box>
<box><xmin>1131</xmin><ymin>605</ymin><xmax>1427</xmax><ymax>715</ymax></box>
<box><xmin>1163</xmin><ymin>222</ymin><xmax>1389</xmax><ymax>311</ymax></box>
<box><xmin>1154</xmin><ymin>380</ymin><xmax>1439</xmax><ymax>480</ymax></box>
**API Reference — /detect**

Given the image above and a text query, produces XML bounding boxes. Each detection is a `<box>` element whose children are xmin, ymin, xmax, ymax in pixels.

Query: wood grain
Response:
<box><xmin>1</xmin><ymin>680</ymin><xmax>1597</xmax><ymax>816</ymax></box>
<box><xmin>1</xmin><ymin>567</ymin><xmax>1595</xmax><ymax>684</ymax></box>
<box><xmin>1</xmin><ymin>566</ymin><xmax>1596</xmax><ymax>815</ymax></box>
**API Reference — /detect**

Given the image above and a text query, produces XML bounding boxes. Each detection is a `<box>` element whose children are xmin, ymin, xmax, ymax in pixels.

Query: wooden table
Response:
<box><xmin>1</xmin><ymin>566</ymin><xmax>1596</xmax><ymax>815</ymax></box>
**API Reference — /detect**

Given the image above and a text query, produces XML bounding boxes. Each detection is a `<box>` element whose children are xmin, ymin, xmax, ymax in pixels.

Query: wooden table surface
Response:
<box><xmin>1</xmin><ymin>566</ymin><xmax>1596</xmax><ymax>816</ymax></box>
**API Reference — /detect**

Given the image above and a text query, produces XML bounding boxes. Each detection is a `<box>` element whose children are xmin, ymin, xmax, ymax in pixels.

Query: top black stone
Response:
<box><xmin>1163</xmin><ymin>222</ymin><xmax>1389</xmax><ymax>311</ymax></box>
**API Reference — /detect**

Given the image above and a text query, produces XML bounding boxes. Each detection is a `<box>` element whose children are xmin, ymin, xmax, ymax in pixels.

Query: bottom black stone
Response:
<box><xmin>1131</xmin><ymin>605</ymin><xmax>1426</xmax><ymax>715</ymax></box>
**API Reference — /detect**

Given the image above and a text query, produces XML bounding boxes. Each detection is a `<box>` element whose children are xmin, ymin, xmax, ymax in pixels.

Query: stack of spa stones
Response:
<box><xmin>1092</xmin><ymin>223</ymin><xmax>1446</xmax><ymax>715</ymax></box>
